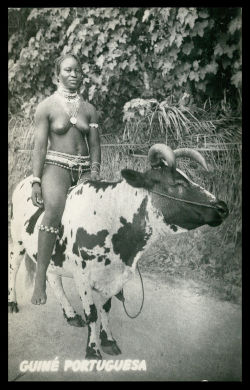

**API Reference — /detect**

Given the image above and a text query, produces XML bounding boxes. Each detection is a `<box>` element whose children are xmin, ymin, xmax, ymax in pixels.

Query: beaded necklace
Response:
<box><xmin>55</xmin><ymin>86</ymin><xmax>81</xmax><ymax>126</ymax></box>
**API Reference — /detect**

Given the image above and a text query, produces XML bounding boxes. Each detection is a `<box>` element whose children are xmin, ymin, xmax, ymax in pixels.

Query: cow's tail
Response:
<box><xmin>24</xmin><ymin>254</ymin><xmax>36</xmax><ymax>288</ymax></box>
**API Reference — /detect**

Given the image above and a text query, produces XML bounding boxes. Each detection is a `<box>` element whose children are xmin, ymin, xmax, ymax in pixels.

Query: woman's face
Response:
<box><xmin>58</xmin><ymin>56</ymin><xmax>82</xmax><ymax>91</ymax></box>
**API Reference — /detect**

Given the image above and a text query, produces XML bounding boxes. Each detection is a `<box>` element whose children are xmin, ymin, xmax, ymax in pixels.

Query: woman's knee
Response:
<box><xmin>43</xmin><ymin>200</ymin><xmax>66</xmax><ymax>225</ymax></box>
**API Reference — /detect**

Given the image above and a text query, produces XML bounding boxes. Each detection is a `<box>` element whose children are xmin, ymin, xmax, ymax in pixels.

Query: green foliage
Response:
<box><xmin>8</xmin><ymin>7</ymin><xmax>241</xmax><ymax>132</ymax></box>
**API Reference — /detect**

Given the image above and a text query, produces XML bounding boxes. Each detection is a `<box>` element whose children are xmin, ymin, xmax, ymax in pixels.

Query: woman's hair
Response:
<box><xmin>54</xmin><ymin>53</ymin><xmax>83</xmax><ymax>77</ymax></box>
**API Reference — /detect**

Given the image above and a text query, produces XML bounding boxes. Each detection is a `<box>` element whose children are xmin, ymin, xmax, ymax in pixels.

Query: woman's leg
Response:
<box><xmin>31</xmin><ymin>165</ymin><xmax>71</xmax><ymax>305</ymax></box>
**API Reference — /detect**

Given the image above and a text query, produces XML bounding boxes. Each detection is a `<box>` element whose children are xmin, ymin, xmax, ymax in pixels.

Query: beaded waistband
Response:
<box><xmin>45</xmin><ymin>150</ymin><xmax>91</xmax><ymax>184</ymax></box>
<box><xmin>45</xmin><ymin>150</ymin><xmax>90</xmax><ymax>167</ymax></box>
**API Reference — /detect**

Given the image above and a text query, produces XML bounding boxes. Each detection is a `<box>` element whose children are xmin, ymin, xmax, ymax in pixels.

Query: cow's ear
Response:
<box><xmin>121</xmin><ymin>169</ymin><xmax>146</xmax><ymax>188</ymax></box>
<box><xmin>121</xmin><ymin>169</ymin><xmax>157</xmax><ymax>189</ymax></box>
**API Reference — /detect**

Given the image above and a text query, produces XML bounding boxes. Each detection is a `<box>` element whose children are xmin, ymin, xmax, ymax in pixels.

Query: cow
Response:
<box><xmin>8</xmin><ymin>143</ymin><xmax>229</xmax><ymax>359</ymax></box>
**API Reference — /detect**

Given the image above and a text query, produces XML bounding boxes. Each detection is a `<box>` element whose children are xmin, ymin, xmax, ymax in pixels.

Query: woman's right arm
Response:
<box><xmin>31</xmin><ymin>102</ymin><xmax>49</xmax><ymax>208</ymax></box>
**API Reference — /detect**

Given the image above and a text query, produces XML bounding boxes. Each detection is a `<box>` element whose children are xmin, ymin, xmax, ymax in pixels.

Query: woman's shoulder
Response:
<box><xmin>81</xmin><ymin>98</ymin><xmax>96</xmax><ymax>112</ymax></box>
<box><xmin>81</xmin><ymin>100</ymin><xmax>98</xmax><ymax>121</ymax></box>
<box><xmin>35</xmin><ymin>94</ymin><xmax>56</xmax><ymax>114</ymax></box>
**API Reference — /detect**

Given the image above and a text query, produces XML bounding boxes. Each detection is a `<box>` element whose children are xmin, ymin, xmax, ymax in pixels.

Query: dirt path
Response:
<box><xmin>8</xmin><ymin>261</ymin><xmax>241</xmax><ymax>382</ymax></box>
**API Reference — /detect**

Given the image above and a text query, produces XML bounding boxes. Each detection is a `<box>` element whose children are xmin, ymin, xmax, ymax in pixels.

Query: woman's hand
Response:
<box><xmin>32</xmin><ymin>183</ymin><xmax>44</xmax><ymax>208</ymax></box>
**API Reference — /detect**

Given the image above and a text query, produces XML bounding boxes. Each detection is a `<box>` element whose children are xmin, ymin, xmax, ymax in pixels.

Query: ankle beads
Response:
<box><xmin>38</xmin><ymin>224</ymin><xmax>59</xmax><ymax>235</ymax></box>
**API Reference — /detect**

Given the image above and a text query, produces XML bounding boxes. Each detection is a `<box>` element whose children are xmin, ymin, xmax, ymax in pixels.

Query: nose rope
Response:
<box><xmin>122</xmin><ymin>189</ymin><xmax>220</xmax><ymax>320</ymax></box>
<box><xmin>121</xmin><ymin>263</ymin><xmax>145</xmax><ymax>319</ymax></box>
<box><xmin>148</xmin><ymin>189</ymin><xmax>218</xmax><ymax>209</ymax></box>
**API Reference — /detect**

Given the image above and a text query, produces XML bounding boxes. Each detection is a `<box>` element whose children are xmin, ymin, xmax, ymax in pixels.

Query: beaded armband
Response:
<box><xmin>89</xmin><ymin>123</ymin><xmax>99</xmax><ymax>129</ymax></box>
<box><xmin>38</xmin><ymin>224</ymin><xmax>59</xmax><ymax>235</ymax></box>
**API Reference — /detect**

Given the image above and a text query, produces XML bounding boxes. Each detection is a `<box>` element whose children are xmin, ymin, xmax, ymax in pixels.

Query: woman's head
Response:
<box><xmin>55</xmin><ymin>53</ymin><xmax>83</xmax><ymax>91</ymax></box>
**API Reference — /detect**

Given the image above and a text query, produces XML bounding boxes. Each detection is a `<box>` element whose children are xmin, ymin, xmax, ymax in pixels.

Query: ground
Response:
<box><xmin>8</xmin><ymin>260</ymin><xmax>241</xmax><ymax>382</ymax></box>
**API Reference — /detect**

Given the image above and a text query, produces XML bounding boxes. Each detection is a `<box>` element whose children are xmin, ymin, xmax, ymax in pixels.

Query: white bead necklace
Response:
<box><xmin>57</xmin><ymin>85</ymin><xmax>78</xmax><ymax>101</ymax></box>
<box><xmin>55</xmin><ymin>89</ymin><xmax>81</xmax><ymax>126</ymax></box>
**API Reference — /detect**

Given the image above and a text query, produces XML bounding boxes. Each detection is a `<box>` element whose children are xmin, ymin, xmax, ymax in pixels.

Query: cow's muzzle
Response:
<box><xmin>216</xmin><ymin>200</ymin><xmax>229</xmax><ymax>219</ymax></box>
<box><xmin>208</xmin><ymin>200</ymin><xmax>229</xmax><ymax>226</ymax></box>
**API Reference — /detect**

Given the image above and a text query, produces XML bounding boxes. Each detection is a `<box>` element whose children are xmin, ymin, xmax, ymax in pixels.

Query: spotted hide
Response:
<box><xmin>9</xmin><ymin>164</ymin><xmax>228</xmax><ymax>359</ymax></box>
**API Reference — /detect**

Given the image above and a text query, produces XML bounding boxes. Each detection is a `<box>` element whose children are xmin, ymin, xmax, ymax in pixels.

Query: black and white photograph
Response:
<box><xmin>8</xmin><ymin>7</ymin><xmax>242</xmax><ymax>382</ymax></box>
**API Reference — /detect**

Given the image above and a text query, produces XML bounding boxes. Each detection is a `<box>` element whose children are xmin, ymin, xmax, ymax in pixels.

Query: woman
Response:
<box><xmin>31</xmin><ymin>53</ymin><xmax>101</xmax><ymax>305</ymax></box>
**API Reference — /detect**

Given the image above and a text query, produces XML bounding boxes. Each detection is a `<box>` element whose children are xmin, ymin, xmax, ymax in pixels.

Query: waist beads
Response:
<box><xmin>44</xmin><ymin>150</ymin><xmax>91</xmax><ymax>184</ymax></box>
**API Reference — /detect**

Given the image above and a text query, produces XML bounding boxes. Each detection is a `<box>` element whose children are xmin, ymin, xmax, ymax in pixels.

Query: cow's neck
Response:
<box><xmin>109</xmin><ymin>181</ymin><xmax>188</xmax><ymax>270</ymax></box>
<box><xmin>147</xmin><ymin>196</ymin><xmax>189</xmax><ymax>236</ymax></box>
<box><xmin>109</xmin><ymin>181</ymin><xmax>154</xmax><ymax>271</ymax></box>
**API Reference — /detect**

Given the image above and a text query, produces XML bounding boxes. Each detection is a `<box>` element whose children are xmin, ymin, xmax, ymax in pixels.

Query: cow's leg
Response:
<box><xmin>73</xmin><ymin>272</ymin><xmax>102</xmax><ymax>359</ymax></box>
<box><xmin>8</xmin><ymin>242</ymin><xmax>25</xmax><ymax>313</ymax></box>
<box><xmin>99</xmin><ymin>297</ymin><xmax>122</xmax><ymax>355</ymax></box>
<box><xmin>47</xmin><ymin>273</ymin><xmax>86</xmax><ymax>327</ymax></box>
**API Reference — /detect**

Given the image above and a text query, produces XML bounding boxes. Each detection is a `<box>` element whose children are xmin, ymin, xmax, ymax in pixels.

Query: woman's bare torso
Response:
<box><xmin>45</xmin><ymin>94</ymin><xmax>92</xmax><ymax>156</ymax></box>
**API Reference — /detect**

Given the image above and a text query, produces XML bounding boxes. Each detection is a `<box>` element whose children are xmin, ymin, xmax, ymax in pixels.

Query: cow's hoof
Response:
<box><xmin>101</xmin><ymin>340</ymin><xmax>122</xmax><ymax>355</ymax></box>
<box><xmin>8</xmin><ymin>302</ymin><xmax>19</xmax><ymax>313</ymax></box>
<box><xmin>65</xmin><ymin>314</ymin><xmax>86</xmax><ymax>327</ymax></box>
<box><xmin>85</xmin><ymin>348</ymin><xmax>102</xmax><ymax>360</ymax></box>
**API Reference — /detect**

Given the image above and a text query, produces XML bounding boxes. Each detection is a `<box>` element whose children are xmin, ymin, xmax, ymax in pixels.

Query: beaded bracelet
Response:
<box><xmin>89</xmin><ymin>123</ymin><xmax>99</xmax><ymax>129</ymax></box>
<box><xmin>91</xmin><ymin>162</ymin><xmax>100</xmax><ymax>168</ymax></box>
<box><xmin>91</xmin><ymin>162</ymin><xmax>100</xmax><ymax>172</ymax></box>
<box><xmin>31</xmin><ymin>177</ymin><xmax>41</xmax><ymax>186</ymax></box>
<box><xmin>32</xmin><ymin>182</ymin><xmax>41</xmax><ymax>187</ymax></box>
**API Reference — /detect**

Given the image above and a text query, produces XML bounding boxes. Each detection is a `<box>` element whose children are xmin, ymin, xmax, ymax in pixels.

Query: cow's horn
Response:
<box><xmin>148</xmin><ymin>144</ymin><xmax>176</xmax><ymax>170</ymax></box>
<box><xmin>174</xmin><ymin>148</ymin><xmax>209</xmax><ymax>171</ymax></box>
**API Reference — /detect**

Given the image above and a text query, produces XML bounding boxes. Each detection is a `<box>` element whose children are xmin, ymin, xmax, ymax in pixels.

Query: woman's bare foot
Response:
<box><xmin>31</xmin><ymin>281</ymin><xmax>47</xmax><ymax>305</ymax></box>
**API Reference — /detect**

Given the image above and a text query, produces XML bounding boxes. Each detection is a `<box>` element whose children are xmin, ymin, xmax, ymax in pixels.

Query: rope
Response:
<box><xmin>121</xmin><ymin>189</ymin><xmax>217</xmax><ymax>319</ymax></box>
<box><xmin>149</xmin><ymin>189</ymin><xmax>218</xmax><ymax>209</ymax></box>
<box><xmin>122</xmin><ymin>264</ymin><xmax>144</xmax><ymax>319</ymax></box>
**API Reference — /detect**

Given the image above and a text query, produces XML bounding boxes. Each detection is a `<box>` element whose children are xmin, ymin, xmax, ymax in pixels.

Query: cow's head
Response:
<box><xmin>121</xmin><ymin>144</ymin><xmax>229</xmax><ymax>230</ymax></box>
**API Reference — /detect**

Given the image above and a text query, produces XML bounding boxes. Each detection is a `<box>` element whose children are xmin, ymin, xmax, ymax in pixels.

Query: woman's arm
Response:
<box><xmin>87</xmin><ymin>104</ymin><xmax>101</xmax><ymax>180</ymax></box>
<box><xmin>31</xmin><ymin>101</ymin><xmax>49</xmax><ymax>208</ymax></box>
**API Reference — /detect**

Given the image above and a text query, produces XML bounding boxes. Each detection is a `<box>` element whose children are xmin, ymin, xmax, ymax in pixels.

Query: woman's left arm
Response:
<box><xmin>87</xmin><ymin>104</ymin><xmax>101</xmax><ymax>180</ymax></box>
